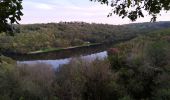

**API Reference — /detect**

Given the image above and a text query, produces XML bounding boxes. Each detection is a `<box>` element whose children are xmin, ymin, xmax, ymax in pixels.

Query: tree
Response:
<box><xmin>0</xmin><ymin>0</ymin><xmax>23</xmax><ymax>33</ymax></box>
<box><xmin>90</xmin><ymin>0</ymin><xmax>170</xmax><ymax>22</ymax></box>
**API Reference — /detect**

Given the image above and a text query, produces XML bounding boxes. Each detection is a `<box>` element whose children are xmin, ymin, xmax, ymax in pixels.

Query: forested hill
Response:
<box><xmin>0</xmin><ymin>21</ymin><xmax>170</xmax><ymax>53</ymax></box>
<box><xmin>125</xmin><ymin>21</ymin><xmax>170</xmax><ymax>32</ymax></box>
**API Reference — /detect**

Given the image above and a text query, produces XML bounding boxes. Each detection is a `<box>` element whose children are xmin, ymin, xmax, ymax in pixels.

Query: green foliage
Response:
<box><xmin>1</xmin><ymin>21</ymin><xmax>170</xmax><ymax>53</ymax></box>
<box><xmin>108</xmin><ymin>48</ymin><xmax>126</xmax><ymax>70</ymax></box>
<box><xmin>119</xmin><ymin>95</ymin><xmax>133</xmax><ymax>100</ymax></box>
<box><xmin>0</xmin><ymin>0</ymin><xmax>23</xmax><ymax>33</ymax></box>
<box><xmin>0</xmin><ymin>60</ymin><xmax>57</xmax><ymax>100</ymax></box>
<box><xmin>55</xmin><ymin>58</ymin><xmax>119</xmax><ymax>100</ymax></box>
<box><xmin>0</xmin><ymin>56</ymin><xmax>17</xmax><ymax>100</ymax></box>
<box><xmin>107</xmin><ymin>29</ymin><xmax>170</xmax><ymax>99</ymax></box>
<box><xmin>91</xmin><ymin>0</ymin><xmax>170</xmax><ymax>21</ymax></box>
<box><xmin>146</xmin><ymin>41</ymin><xmax>169</xmax><ymax>67</ymax></box>
<box><xmin>153</xmin><ymin>89</ymin><xmax>170</xmax><ymax>100</ymax></box>
<box><xmin>0</xmin><ymin>23</ymin><xmax>170</xmax><ymax>100</ymax></box>
<box><xmin>16</xmin><ymin>63</ymin><xmax>56</xmax><ymax>100</ymax></box>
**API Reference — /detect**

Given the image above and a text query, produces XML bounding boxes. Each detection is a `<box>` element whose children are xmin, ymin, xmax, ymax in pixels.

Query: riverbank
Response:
<box><xmin>28</xmin><ymin>36</ymin><xmax>137</xmax><ymax>55</ymax></box>
<box><xmin>28</xmin><ymin>43</ymin><xmax>102</xmax><ymax>54</ymax></box>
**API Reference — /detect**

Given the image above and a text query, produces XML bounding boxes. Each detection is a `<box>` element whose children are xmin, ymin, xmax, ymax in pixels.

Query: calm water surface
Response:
<box><xmin>17</xmin><ymin>51</ymin><xmax>107</xmax><ymax>68</ymax></box>
<box><xmin>9</xmin><ymin>39</ymin><xmax>133</xmax><ymax>68</ymax></box>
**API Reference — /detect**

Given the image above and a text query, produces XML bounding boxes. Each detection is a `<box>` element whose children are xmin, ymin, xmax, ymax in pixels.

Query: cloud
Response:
<box><xmin>21</xmin><ymin>0</ymin><xmax>119</xmax><ymax>24</ymax></box>
<box><xmin>21</xmin><ymin>0</ymin><xmax>170</xmax><ymax>25</ymax></box>
<box><xmin>23</xmin><ymin>1</ymin><xmax>54</xmax><ymax>10</ymax></box>
<box><xmin>36</xmin><ymin>3</ymin><xmax>54</xmax><ymax>10</ymax></box>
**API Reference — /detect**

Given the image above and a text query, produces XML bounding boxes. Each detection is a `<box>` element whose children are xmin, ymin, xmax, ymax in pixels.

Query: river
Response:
<box><xmin>3</xmin><ymin>38</ymin><xmax>134</xmax><ymax>68</ymax></box>
<box><xmin>5</xmin><ymin>39</ymin><xmax>133</xmax><ymax>68</ymax></box>
<box><xmin>7</xmin><ymin>43</ymin><xmax>112</xmax><ymax>68</ymax></box>
<box><xmin>17</xmin><ymin>51</ymin><xmax>107</xmax><ymax>68</ymax></box>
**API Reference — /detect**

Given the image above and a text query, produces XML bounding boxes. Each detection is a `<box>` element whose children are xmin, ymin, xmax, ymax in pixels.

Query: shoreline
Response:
<box><xmin>28</xmin><ymin>43</ymin><xmax>102</xmax><ymax>54</ymax></box>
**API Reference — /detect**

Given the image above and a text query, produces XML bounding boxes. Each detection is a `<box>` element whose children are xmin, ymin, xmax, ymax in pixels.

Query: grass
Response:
<box><xmin>28</xmin><ymin>43</ymin><xmax>102</xmax><ymax>54</ymax></box>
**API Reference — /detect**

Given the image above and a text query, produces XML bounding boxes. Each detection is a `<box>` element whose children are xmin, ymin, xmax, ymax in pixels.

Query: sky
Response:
<box><xmin>20</xmin><ymin>0</ymin><xmax>170</xmax><ymax>25</ymax></box>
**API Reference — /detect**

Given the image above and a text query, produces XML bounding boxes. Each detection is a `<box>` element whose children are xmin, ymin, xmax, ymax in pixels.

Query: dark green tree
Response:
<box><xmin>90</xmin><ymin>0</ymin><xmax>170</xmax><ymax>22</ymax></box>
<box><xmin>0</xmin><ymin>0</ymin><xmax>23</xmax><ymax>33</ymax></box>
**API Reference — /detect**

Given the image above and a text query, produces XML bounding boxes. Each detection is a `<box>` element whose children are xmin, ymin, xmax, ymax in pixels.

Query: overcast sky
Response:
<box><xmin>20</xmin><ymin>0</ymin><xmax>170</xmax><ymax>25</ymax></box>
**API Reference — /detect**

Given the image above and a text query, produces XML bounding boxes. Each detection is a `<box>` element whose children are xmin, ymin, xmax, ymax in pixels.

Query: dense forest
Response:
<box><xmin>1</xmin><ymin>21</ymin><xmax>170</xmax><ymax>53</ymax></box>
<box><xmin>0</xmin><ymin>22</ymin><xmax>170</xmax><ymax>100</ymax></box>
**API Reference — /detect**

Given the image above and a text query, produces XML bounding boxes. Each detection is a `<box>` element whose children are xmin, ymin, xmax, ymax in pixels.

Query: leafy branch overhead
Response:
<box><xmin>0</xmin><ymin>0</ymin><xmax>23</xmax><ymax>32</ymax></box>
<box><xmin>90</xmin><ymin>0</ymin><xmax>170</xmax><ymax>22</ymax></box>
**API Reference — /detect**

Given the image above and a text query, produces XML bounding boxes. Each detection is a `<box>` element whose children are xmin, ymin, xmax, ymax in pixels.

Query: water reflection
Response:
<box><xmin>7</xmin><ymin>44</ymin><xmax>108</xmax><ymax>61</ymax></box>
<box><xmin>18</xmin><ymin>51</ymin><xmax>107</xmax><ymax>68</ymax></box>
<box><xmin>7</xmin><ymin>38</ymin><xmax>134</xmax><ymax>68</ymax></box>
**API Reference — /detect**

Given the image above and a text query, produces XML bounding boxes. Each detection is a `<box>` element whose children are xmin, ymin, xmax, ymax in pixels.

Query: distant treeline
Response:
<box><xmin>0</xmin><ymin>21</ymin><xmax>170</xmax><ymax>53</ymax></box>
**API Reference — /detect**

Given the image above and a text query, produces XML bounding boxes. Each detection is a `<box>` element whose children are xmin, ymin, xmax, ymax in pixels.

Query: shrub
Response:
<box><xmin>146</xmin><ymin>41</ymin><xmax>169</xmax><ymax>67</ymax></box>
<box><xmin>107</xmin><ymin>48</ymin><xmax>126</xmax><ymax>70</ymax></box>
<box><xmin>16</xmin><ymin>63</ymin><xmax>56</xmax><ymax>100</ymax></box>
<box><xmin>55</xmin><ymin>58</ymin><xmax>119</xmax><ymax>100</ymax></box>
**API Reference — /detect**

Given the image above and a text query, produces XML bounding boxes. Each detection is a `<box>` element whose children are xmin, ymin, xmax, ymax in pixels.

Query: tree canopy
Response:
<box><xmin>0</xmin><ymin>0</ymin><xmax>23</xmax><ymax>33</ymax></box>
<box><xmin>91</xmin><ymin>0</ymin><xmax>170</xmax><ymax>22</ymax></box>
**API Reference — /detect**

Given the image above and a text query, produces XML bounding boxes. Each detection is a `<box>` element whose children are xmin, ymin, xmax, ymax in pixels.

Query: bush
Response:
<box><xmin>16</xmin><ymin>63</ymin><xmax>56</xmax><ymax>100</ymax></box>
<box><xmin>146</xmin><ymin>40</ymin><xmax>169</xmax><ymax>67</ymax></box>
<box><xmin>107</xmin><ymin>48</ymin><xmax>126</xmax><ymax>70</ymax></box>
<box><xmin>55</xmin><ymin>58</ymin><xmax>119</xmax><ymax>100</ymax></box>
